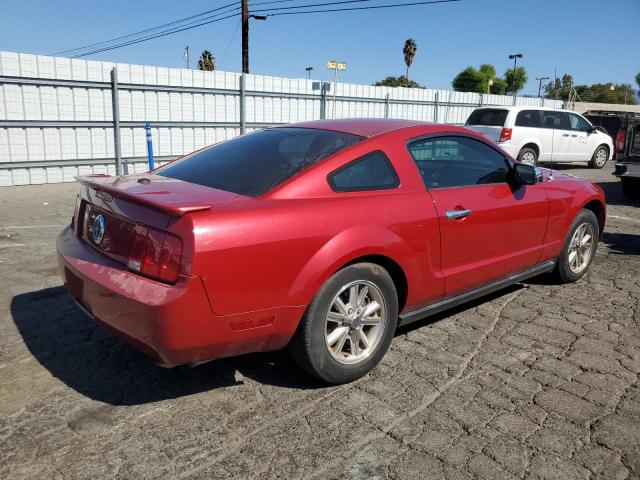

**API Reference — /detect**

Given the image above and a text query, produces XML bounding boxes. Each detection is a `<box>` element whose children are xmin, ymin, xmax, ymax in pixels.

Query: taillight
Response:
<box><xmin>127</xmin><ymin>225</ymin><xmax>183</xmax><ymax>283</ymax></box>
<box><xmin>72</xmin><ymin>195</ymin><xmax>83</xmax><ymax>234</ymax></box>
<box><xmin>499</xmin><ymin>128</ymin><xmax>512</xmax><ymax>142</ymax></box>
<box><xmin>615</xmin><ymin>128</ymin><xmax>626</xmax><ymax>154</ymax></box>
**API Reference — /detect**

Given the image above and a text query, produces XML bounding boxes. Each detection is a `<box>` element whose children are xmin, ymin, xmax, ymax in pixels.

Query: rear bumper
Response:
<box><xmin>57</xmin><ymin>226</ymin><xmax>303</xmax><ymax>366</ymax></box>
<box><xmin>497</xmin><ymin>143</ymin><xmax>519</xmax><ymax>158</ymax></box>
<box><xmin>614</xmin><ymin>162</ymin><xmax>640</xmax><ymax>178</ymax></box>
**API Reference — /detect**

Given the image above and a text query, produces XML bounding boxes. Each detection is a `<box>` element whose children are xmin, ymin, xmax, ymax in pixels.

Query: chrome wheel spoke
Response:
<box><xmin>362</xmin><ymin>301</ymin><xmax>381</xmax><ymax>318</ymax></box>
<box><xmin>358</xmin><ymin>329</ymin><xmax>370</xmax><ymax>349</ymax></box>
<box><xmin>348</xmin><ymin>285</ymin><xmax>358</xmax><ymax>310</ymax></box>
<box><xmin>327</xmin><ymin>311</ymin><xmax>345</xmax><ymax>323</ymax></box>
<box><xmin>333</xmin><ymin>297</ymin><xmax>349</xmax><ymax>316</ymax></box>
<box><xmin>327</xmin><ymin>326</ymin><xmax>349</xmax><ymax>348</ymax></box>
<box><xmin>568</xmin><ymin>250</ymin><xmax>577</xmax><ymax>265</ymax></box>
<box><xmin>361</xmin><ymin>315</ymin><xmax>381</xmax><ymax>326</ymax></box>
<box><xmin>350</xmin><ymin>331</ymin><xmax>359</xmax><ymax>356</ymax></box>
<box><xmin>357</xmin><ymin>286</ymin><xmax>368</xmax><ymax>308</ymax></box>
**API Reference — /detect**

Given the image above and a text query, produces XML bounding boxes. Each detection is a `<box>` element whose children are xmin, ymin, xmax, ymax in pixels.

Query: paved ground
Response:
<box><xmin>0</xmin><ymin>163</ymin><xmax>639</xmax><ymax>480</ymax></box>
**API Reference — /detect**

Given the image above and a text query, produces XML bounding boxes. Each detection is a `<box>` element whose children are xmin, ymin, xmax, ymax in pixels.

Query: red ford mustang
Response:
<box><xmin>57</xmin><ymin>119</ymin><xmax>605</xmax><ymax>383</ymax></box>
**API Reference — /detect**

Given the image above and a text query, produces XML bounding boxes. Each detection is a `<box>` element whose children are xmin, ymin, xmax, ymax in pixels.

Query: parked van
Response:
<box><xmin>465</xmin><ymin>106</ymin><xmax>613</xmax><ymax>168</ymax></box>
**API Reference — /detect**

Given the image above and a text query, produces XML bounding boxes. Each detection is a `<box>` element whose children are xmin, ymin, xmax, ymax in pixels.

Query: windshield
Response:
<box><xmin>157</xmin><ymin>127</ymin><xmax>363</xmax><ymax>197</ymax></box>
<box><xmin>466</xmin><ymin>109</ymin><xmax>509</xmax><ymax>127</ymax></box>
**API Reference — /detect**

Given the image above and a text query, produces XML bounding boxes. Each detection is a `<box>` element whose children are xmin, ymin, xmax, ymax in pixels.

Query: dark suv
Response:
<box><xmin>585</xmin><ymin>111</ymin><xmax>640</xmax><ymax>197</ymax></box>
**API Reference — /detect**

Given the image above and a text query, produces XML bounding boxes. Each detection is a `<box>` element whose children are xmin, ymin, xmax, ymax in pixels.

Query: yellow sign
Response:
<box><xmin>327</xmin><ymin>60</ymin><xmax>346</xmax><ymax>71</ymax></box>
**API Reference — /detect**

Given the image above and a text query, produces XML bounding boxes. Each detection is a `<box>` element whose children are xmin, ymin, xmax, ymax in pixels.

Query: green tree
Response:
<box><xmin>198</xmin><ymin>50</ymin><xmax>216</xmax><ymax>71</ymax></box>
<box><xmin>491</xmin><ymin>78</ymin><xmax>508</xmax><ymax>95</ymax></box>
<box><xmin>635</xmin><ymin>72</ymin><xmax>640</xmax><ymax>89</ymax></box>
<box><xmin>403</xmin><ymin>39</ymin><xmax>417</xmax><ymax>80</ymax></box>
<box><xmin>504</xmin><ymin>66</ymin><xmax>528</xmax><ymax>95</ymax></box>
<box><xmin>544</xmin><ymin>74</ymin><xmax>573</xmax><ymax>100</ymax></box>
<box><xmin>451</xmin><ymin>66</ymin><xmax>485</xmax><ymax>93</ymax></box>
<box><xmin>450</xmin><ymin>63</ymin><xmax>509</xmax><ymax>94</ymax></box>
<box><xmin>574</xmin><ymin>83</ymin><xmax>637</xmax><ymax>104</ymax></box>
<box><xmin>374</xmin><ymin>75</ymin><xmax>424</xmax><ymax>88</ymax></box>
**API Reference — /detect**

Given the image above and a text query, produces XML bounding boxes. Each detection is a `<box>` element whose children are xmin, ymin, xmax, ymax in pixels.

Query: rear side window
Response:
<box><xmin>157</xmin><ymin>128</ymin><xmax>363</xmax><ymax>197</ymax></box>
<box><xmin>466</xmin><ymin>109</ymin><xmax>509</xmax><ymax>127</ymax></box>
<box><xmin>515</xmin><ymin>110</ymin><xmax>542</xmax><ymax>128</ymax></box>
<box><xmin>541</xmin><ymin>111</ymin><xmax>571</xmax><ymax>130</ymax></box>
<box><xmin>329</xmin><ymin>151</ymin><xmax>399</xmax><ymax>192</ymax></box>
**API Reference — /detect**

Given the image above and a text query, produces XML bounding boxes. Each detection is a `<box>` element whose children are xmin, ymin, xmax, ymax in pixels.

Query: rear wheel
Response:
<box><xmin>517</xmin><ymin>147</ymin><xmax>538</xmax><ymax>166</ymax></box>
<box><xmin>589</xmin><ymin>145</ymin><xmax>608</xmax><ymax>169</ymax></box>
<box><xmin>552</xmin><ymin>209</ymin><xmax>599</xmax><ymax>283</ymax></box>
<box><xmin>289</xmin><ymin>263</ymin><xmax>398</xmax><ymax>384</ymax></box>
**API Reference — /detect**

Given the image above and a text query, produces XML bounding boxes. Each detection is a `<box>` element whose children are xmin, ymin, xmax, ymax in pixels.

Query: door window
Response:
<box><xmin>466</xmin><ymin>109</ymin><xmax>509</xmax><ymax>126</ymax></box>
<box><xmin>407</xmin><ymin>136</ymin><xmax>510</xmax><ymax>189</ymax></box>
<box><xmin>515</xmin><ymin>110</ymin><xmax>542</xmax><ymax>128</ymax></box>
<box><xmin>328</xmin><ymin>151</ymin><xmax>399</xmax><ymax>192</ymax></box>
<box><xmin>542</xmin><ymin>111</ymin><xmax>571</xmax><ymax>130</ymax></box>
<box><xmin>569</xmin><ymin>114</ymin><xmax>592</xmax><ymax>132</ymax></box>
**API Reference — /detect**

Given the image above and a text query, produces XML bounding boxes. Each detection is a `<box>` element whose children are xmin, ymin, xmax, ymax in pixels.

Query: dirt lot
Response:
<box><xmin>0</xmin><ymin>163</ymin><xmax>639</xmax><ymax>480</ymax></box>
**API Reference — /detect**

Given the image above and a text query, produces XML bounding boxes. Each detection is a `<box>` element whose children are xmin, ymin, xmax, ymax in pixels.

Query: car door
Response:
<box><xmin>550</xmin><ymin>111</ymin><xmax>572</xmax><ymax>161</ymax></box>
<box><xmin>407</xmin><ymin>134</ymin><xmax>549</xmax><ymax>296</ymax></box>
<box><xmin>515</xmin><ymin>109</ymin><xmax>553</xmax><ymax>161</ymax></box>
<box><xmin>568</xmin><ymin>113</ymin><xmax>594</xmax><ymax>161</ymax></box>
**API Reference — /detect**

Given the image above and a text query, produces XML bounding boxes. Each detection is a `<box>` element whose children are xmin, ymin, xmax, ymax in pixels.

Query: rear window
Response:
<box><xmin>157</xmin><ymin>128</ymin><xmax>363</xmax><ymax>197</ymax></box>
<box><xmin>466</xmin><ymin>109</ymin><xmax>509</xmax><ymax>127</ymax></box>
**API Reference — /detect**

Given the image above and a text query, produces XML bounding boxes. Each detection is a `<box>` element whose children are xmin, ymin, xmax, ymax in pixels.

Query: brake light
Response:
<box><xmin>128</xmin><ymin>225</ymin><xmax>183</xmax><ymax>283</ymax></box>
<box><xmin>499</xmin><ymin>128</ymin><xmax>512</xmax><ymax>142</ymax></box>
<box><xmin>615</xmin><ymin>128</ymin><xmax>626</xmax><ymax>154</ymax></box>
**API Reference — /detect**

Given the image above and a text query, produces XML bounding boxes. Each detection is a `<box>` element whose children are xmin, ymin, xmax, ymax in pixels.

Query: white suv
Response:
<box><xmin>465</xmin><ymin>106</ymin><xmax>614</xmax><ymax>168</ymax></box>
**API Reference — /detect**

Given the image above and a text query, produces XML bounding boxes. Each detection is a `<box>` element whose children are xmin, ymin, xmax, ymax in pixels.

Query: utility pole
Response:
<box><xmin>241</xmin><ymin>0</ymin><xmax>249</xmax><ymax>73</ymax></box>
<box><xmin>536</xmin><ymin>76</ymin><xmax>550</xmax><ymax>98</ymax></box>
<box><xmin>185</xmin><ymin>46</ymin><xmax>190</xmax><ymax>69</ymax></box>
<box><xmin>305</xmin><ymin>66</ymin><xmax>314</xmax><ymax>79</ymax></box>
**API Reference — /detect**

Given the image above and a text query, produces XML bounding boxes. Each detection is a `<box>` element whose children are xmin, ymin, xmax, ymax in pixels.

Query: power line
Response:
<box><xmin>263</xmin><ymin>0</ymin><xmax>461</xmax><ymax>16</ymax></box>
<box><xmin>73</xmin><ymin>11</ymin><xmax>241</xmax><ymax>58</ymax></box>
<box><xmin>53</xmin><ymin>2</ymin><xmax>238</xmax><ymax>56</ymax></box>
<box><xmin>68</xmin><ymin>0</ymin><xmax>461</xmax><ymax>58</ymax></box>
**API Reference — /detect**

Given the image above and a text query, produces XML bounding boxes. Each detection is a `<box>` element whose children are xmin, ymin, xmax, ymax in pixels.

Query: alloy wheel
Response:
<box><xmin>567</xmin><ymin>222</ymin><xmax>595</xmax><ymax>274</ymax></box>
<box><xmin>521</xmin><ymin>151</ymin><xmax>536</xmax><ymax>166</ymax></box>
<box><xmin>324</xmin><ymin>280</ymin><xmax>387</xmax><ymax>365</ymax></box>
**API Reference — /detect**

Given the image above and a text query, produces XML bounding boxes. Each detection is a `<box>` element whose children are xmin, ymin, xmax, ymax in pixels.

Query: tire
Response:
<box><xmin>552</xmin><ymin>209</ymin><xmax>599</xmax><ymax>283</ymax></box>
<box><xmin>589</xmin><ymin>145</ymin><xmax>608</xmax><ymax>169</ymax></box>
<box><xmin>621</xmin><ymin>177</ymin><xmax>639</xmax><ymax>198</ymax></box>
<box><xmin>288</xmin><ymin>263</ymin><xmax>398</xmax><ymax>384</ymax></box>
<box><xmin>517</xmin><ymin>147</ymin><xmax>538</xmax><ymax>166</ymax></box>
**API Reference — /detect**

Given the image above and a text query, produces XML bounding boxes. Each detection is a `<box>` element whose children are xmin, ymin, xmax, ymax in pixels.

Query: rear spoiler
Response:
<box><xmin>77</xmin><ymin>175</ymin><xmax>212</xmax><ymax>217</ymax></box>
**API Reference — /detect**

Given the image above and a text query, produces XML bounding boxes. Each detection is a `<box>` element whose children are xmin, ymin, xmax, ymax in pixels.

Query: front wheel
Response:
<box><xmin>589</xmin><ymin>145</ymin><xmax>608</xmax><ymax>169</ymax></box>
<box><xmin>289</xmin><ymin>263</ymin><xmax>398</xmax><ymax>384</ymax></box>
<box><xmin>552</xmin><ymin>209</ymin><xmax>599</xmax><ymax>283</ymax></box>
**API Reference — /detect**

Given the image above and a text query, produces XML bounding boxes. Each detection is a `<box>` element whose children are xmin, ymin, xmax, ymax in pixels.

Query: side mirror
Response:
<box><xmin>512</xmin><ymin>163</ymin><xmax>538</xmax><ymax>185</ymax></box>
<box><xmin>588</xmin><ymin>126</ymin><xmax>598</xmax><ymax>134</ymax></box>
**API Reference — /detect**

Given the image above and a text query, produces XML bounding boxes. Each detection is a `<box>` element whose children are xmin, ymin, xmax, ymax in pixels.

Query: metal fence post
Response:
<box><xmin>239</xmin><ymin>73</ymin><xmax>246</xmax><ymax>134</ymax></box>
<box><xmin>384</xmin><ymin>93</ymin><xmax>390</xmax><ymax>118</ymax></box>
<box><xmin>320</xmin><ymin>82</ymin><xmax>327</xmax><ymax>120</ymax></box>
<box><xmin>479</xmin><ymin>93</ymin><xmax>484</xmax><ymax>106</ymax></box>
<box><xmin>434</xmin><ymin>91</ymin><xmax>439</xmax><ymax>123</ymax></box>
<box><xmin>110</xmin><ymin>67</ymin><xmax>124</xmax><ymax>175</ymax></box>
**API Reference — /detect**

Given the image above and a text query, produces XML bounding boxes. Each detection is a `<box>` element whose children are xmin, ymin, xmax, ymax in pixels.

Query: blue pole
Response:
<box><xmin>145</xmin><ymin>122</ymin><xmax>155</xmax><ymax>171</ymax></box>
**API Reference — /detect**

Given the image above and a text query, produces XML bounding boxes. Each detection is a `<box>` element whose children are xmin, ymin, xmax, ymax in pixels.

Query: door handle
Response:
<box><xmin>562</xmin><ymin>133</ymin><xmax>569</xmax><ymax>137</ymax></box>
<box><xmin>446</xmin><ymin>209</ymin><xmax>472</xmax><ymax>220</ymax></box>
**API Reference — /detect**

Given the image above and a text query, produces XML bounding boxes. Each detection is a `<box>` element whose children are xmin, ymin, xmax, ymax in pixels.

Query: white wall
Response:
<box><xmin>0</xmin><ymin>51</ymin><xmax>563</xmax><ymax>186</ymax></box>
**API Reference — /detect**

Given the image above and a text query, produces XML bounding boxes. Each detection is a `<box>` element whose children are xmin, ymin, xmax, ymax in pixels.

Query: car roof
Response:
<box><xmin>473</xmin><ymin>105</ymin><xmax>581</xmax><ymax>114</ymax></box>
<box><xmin>282</xmin><ymin>118</ymin><xmax>430</xmax><ymax>138</ymax></box>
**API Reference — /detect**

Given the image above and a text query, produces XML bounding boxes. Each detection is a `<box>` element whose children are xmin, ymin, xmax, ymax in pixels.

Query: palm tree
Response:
<box><xmin>198</xmin><ymin>50</ymin><xmax>216</xmax><ymax>71</ymax></box>
<box><xmin>403</xmin><ymin>38</ymin><xmax>417</xmax><ymax>80</ymax></box>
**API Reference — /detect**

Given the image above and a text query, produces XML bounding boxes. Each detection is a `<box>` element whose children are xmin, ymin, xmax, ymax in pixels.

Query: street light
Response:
<box><xmin>508</xmin><ymin>53</ymin><xmax>523</xmax><ymax>104</ymax></box>
<box><xmin>305</xmin><ymin>66</ymin><xmax>314</xmax><ymax>79</ymax></box>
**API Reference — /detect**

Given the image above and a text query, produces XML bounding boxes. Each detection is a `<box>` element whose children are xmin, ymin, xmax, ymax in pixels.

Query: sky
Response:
<box><xmin>0</xmin><ymin>0</ymin><xmax>638</xmax><ymax>95</ymax></box>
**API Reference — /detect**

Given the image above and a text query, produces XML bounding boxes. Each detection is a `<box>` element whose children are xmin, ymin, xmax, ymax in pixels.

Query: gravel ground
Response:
<box><xmin>0</xmin><ymin>162</ymin><xmax>639</xmax><ymax>480</ymax></box>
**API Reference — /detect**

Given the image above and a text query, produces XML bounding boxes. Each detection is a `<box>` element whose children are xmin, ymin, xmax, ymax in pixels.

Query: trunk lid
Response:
<box><xmin>75</xmin><ymin>174</ymin><xmax>248</xmax><ymax>268</ymax></box>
